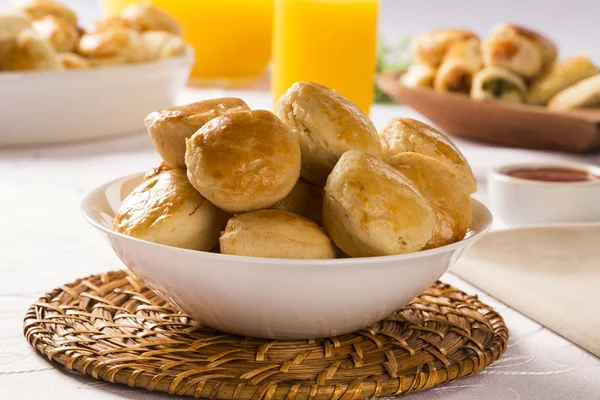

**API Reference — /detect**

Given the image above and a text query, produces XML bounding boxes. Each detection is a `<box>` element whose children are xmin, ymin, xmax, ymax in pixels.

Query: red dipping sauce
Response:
<box><xmin>505</xmin><ymin>167</ymin><xmax>599</xmax><ymax>182</ymax></box>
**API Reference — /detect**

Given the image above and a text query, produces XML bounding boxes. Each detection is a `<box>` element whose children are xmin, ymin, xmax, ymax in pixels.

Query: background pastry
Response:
<box><xmin>323</xmin><ymin>150</ymin><xmax>434</xmax><ymax>257</ymax></box>
<box><xmin>379</xmin><ymin>117</ymin><xmax>477</xmax><ymax>194</ymax></box>
<box><xmin>272</xmin><ymin>178</ymin><xmax>323</xmax><ymax>225</ymax></box>
<box><xmin>6</xmin><ymin>28</ymin><xmax>60</xmax><ymax>71</ymax></box>
<box><xmin>121</xmin><ymin>3</ymin><xmax>183</xmax><ymax>36</ymax></box>
<box><xmin>145</xmin><ymin>97</ymin><xmax>250</xmax><ymax>168</ymax></box>
<box><xmin>56</xmin><ymin>51</ymin><xmax>89</xmax><ymax>69</ymax></box>
<box><xmin>489</xmin><ymin>23</ymin><xmax>557</xmax><ymax>68</ymax></box>
<box><xmin>528</xmin><ymin>56</ymin><xmax>599</xmax><ymax>105</ymax></box>
<box><xmin>220</xmin><ymin>210</ymin><xmax>336</xmax><ymax>259</ymax></box>
<box><xmin>31</xmin><ymin>14</ymin><xmax>78</xmax><ymax>52</ymax></box>
<box><xmin>401</xmin><ymin>63</ymin><xmax>437</xmax><ymax>88</ymax></box>
<box><xmin>77</xmin><ymin>27</ymin><xmax>145</xmax><ymax>63</ymax></box>
<box><xmin>471</xmin><ymin>66</ymin><xmax>527</xmax><ymax>103</ymax></box>
<box><xmin>547</xmin><ymin>74</ymin><xmax>600</xmax><ymax>111</ymax></box>
<box><xmin>0</xmin><ymin>10</ymin><xmax>31</xmax><ymax>68</ymax></box>
<box><xmin>141</xmin><ymin>30</ymin><xmax>186</xmax><ymax>60</ymax></box>
<box><xmin>85</xmin><ymin>16</ymin><xmax>142</xmax><ymax>34</ymax></box>
<box><xmin>483</xmin><ymin>27</ymin><xmax>543</xmax><ymax>78</ymax></box>
<box><xmin>15</xmin><ymin>0</ymin><xmax>77</xmax><ymax>27</ymax></box>
<box><xmin>434</xmin><ymin>38</ymin><xmax>482</xmax><ymax>93</ymax></box>
<box><xmin>276</xmin><ymin>81</ymin><xmax>381</xmax><ymax>186</ymax></box>
<box><xmin>410</xmin><ymin>29</ymin><xmax>479</xmax><ymax>67</ymax></box>
<box><xmin>387</xmin><ymin>152</ymin><xmax>472</xmax><ymax>249</ymax></box>
<box><xmin>113</xmin><ymin>169</ymin><xmax>221</xmax><ymax>251</ymax></box>
<box><xmin>185</xmin><ymin>110</ymin><xmax>301</xmax><ymax>213</ymax></box>
<box><xmin>143</xmin><ymin>161</ymin><xmax>173</xmax><ymax>181</ymax></box>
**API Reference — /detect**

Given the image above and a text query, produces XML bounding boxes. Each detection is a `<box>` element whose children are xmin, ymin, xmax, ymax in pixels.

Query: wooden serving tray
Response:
<box><xmin>377</xmin><ymin>72</ymin><xmax>600</xmax><ymax>153</ymax></box>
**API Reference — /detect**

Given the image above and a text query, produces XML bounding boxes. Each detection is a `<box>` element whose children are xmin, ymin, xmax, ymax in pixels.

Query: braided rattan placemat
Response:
<box><xmin>24</xmin><ymin>270</ymin><xmax>508</xmax><ymax>399</ymax></box>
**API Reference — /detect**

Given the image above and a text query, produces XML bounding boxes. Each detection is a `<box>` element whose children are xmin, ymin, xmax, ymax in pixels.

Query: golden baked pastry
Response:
<box><xmin>56</xmin><ymin>51</ymin><xmax>89</xmax><ymax>69</ymax></box>
<box><xmin>121</xmin><ymin>3</ymin><xmax>183</xmax><ymax>36</ymax></box>
<box><xmin>410</xmin><ymin>29</ymin><xmax>479</xmax><ymax>67</ymax></box>
<box><xmin>141</xmin><ymin>30</ymin><xmax>185</xmax><ymax>60</ymax></box>
<box><xmin>113</xmin><ymin>169</ymin><xmax>221</xmax><ymax>251</ymax></box>
<box><xmin>77</xmin><ymin>27</ymin><xmax>145</xmax><ymax>63</ymax></box>
<box><xmin>471</xmin><ymin>66</ymin><xmax>527</xmax><ymax>104</ymax></box>
<box><xmin>323</xmin><ymin>150</ymin><xmax>434</xmax><ymax>257</ymax></box>
<box><xmin>0</xmin><ymin>11</ymin><xmax>31</xmax><ymax>68</ymax></box>
<box><xmin>401</xmin><ymin>63</ymin><xmax>437</xmax><ymax>88</ymax></box>
<box><xmin>547</xmin><ymin>74</ymin><xmax>600</xmax><ymax>111</ymax></box>
<box><xmin>276</xmin><ymin>81</ymin><xmax>382</xmax><ymax>186</ymax></box>
<box><xmin>145</xmin><ymin>98</ymin><xmax>250</xmax><ymax>168</ymax></box>
<box><xmin>379</xmin><ymin>118</ymin><xmax>477</xmax><ymax>195</ymax></box>
<box><xmin>220</xmin><ymin>210</ymin><xmax>337</xmax><ymax>259</ymax></box>
<box><xmin>31</xmin><ymin>15</ymin><xmax>78</xmax><ymax>52</ymax></box>
<box><xmin>143</xmin><ymin>162</ymin><xmax>173</xmax><ymax>181</ymax></box>
<box><xmin>7</xmin><ymin>28</ymin><xmax>60</xmax><ymax>71</ymax></box>
<box><xmin>15</xmin><ymin>0</ymin><xmax>77</xmax><ymax>27</ymax></box>
<box><xmin>185</xmin><ymin>110</ymin><xmax>302</xmax><ymax>213</ymax></box>
<box><xmin>434</xmin><ymin>38</ymin><xmax>482</xmax><ymax>93</ymax></box>
<box><xmin>483</xmin><ymin>25</ymin><xmax>544</xmax><ymax>78</ymax></box>
<box><xmin>528</xmin><ymin>55</ymin><xmax>599</xmax><ymax>105</ymax></box>
<box><xmin>272</xmin><ymin>178</ymin><xmax>323</xmax><ymax>225</ymax></box>
<box><xmin>490</xmin><ymin>23</ymin><xmax>557</xmax><ymax>68</ymax></box>
<box><xmin>387</xmin><ymin>152</ymin><xmax>472</xmax><ymax>249</ymax></box>
<box><xmin>85</xmin><ymin>16</ymin><xmax>142</xmax><ymax>34</ymax></box>
<box><xmin>86</xmin><ymin>55</ymin><xmax>126</xmax><ymax>67</ymax></box>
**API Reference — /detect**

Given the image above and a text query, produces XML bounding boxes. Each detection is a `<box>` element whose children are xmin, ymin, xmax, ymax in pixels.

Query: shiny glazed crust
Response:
<box><xmin>185</xmin><ymin>110</ymin><xmax>302</xmax><ymax>213</ymax></box>
<box><xmin>220</xmin><ymin>210</ymin><xmax>337</xmax><ymax>259</ymax></box>
<box><xmin>276</xmin><ymin>81</ymin><xmax>381</xmax><ymax>186</ymax></box>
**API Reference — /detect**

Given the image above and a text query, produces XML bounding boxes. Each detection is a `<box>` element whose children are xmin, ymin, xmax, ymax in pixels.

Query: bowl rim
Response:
<box><xmin>489</xmin><ymin>161</ymin><xmax>600</xmax><ymax>187</ymax></box>
<box><xmin>0</xmin><ymin>46</ymin><xmax>195</xmax><ymax>80</ymax></box>
<box><xmin>82</xmin><ymin>172</ymin><xmax>494</xmax><ymax>266</ymax></box>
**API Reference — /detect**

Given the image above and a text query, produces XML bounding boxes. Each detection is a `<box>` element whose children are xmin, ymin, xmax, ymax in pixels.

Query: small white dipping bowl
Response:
<box><xmin>488</xmin><ymin>162</ymin><xmax>600</xmax><ymax>227</ymax></box>
<box><xmin>82</xmin><ymin>173</ymin><xmax>493</xmax><ymax>339</ymax></box>
<box><xmin>0</xmin><ymin>49</ymin><xmax>193</xmax><ymax>146</ymax></box>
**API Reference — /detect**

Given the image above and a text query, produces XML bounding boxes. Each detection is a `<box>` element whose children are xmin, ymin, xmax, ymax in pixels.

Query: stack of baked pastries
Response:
<box><xmin>114</xmin><ymin>81</ymin><xmax>477</xmax><ymax>260</ymax></box>
<box><xmin>403</xmin><ymin>24</ymin><xmax>600</xmax><ymax>111</ymax></box>
<box><xmin>0</xmin><ymin>0</ymin><xmax>187</xmax><ymax>72</ymax></box>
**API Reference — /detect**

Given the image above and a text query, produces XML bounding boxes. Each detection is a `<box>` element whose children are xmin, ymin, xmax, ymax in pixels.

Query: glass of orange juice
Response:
<box><xmin>272</xmin><ymin>0</ymin><xmax>379</xmax><ymax>114</ymax></box>
<box><xmin>100</xmin><ymin>0</ymin><xmax>274</xmax><ymax>85</ymax></box>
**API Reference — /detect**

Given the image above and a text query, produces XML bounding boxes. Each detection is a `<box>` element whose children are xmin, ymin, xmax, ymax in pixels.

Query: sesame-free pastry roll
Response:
<box><xmin>547</xmin><ymin>74</ymin><xmax>600</xmax><ymax>111</ymax></box>
<box><xmin>528</xmin><ymin>55</ymin><xmax>599</xmax><ymax>105</ymax></box>
<box><xmin>489</xmin><ymin>23</ymin><xmax>557</xmax><ymax>68</ymax></box>
<box><xmin>434</xmin><ymin>38</ymin><xmax>483</xmax><ymax>93</ymax></box>
<box><xmin>410</xmin><ymin>29</ymin><xmax>479</xmax><ymax>67</ymax></box>
<box><xmin>15</xmin><ymin>0</ymin><xmax>78</xmax><ymax>26</ymax></box>
<box><xmin>401</xmin><ymin>63</ymin><xmax>437</xmax><ymax>88</ymax></box>
<box><xmin>471</xmin><ymin>66</ymin><xmax>527</xmax><ymax>104</ymax></box>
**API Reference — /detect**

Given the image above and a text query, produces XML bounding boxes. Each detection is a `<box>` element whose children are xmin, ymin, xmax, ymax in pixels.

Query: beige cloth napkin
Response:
<box><xmin>452</xmin><ymin>224</ymin><xmax>600</xmax><ymax>357</ymax></box>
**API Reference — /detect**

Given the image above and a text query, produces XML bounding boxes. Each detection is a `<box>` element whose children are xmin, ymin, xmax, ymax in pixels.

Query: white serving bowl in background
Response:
<box><xmin>488</xmin><ymin>162</ymin><xmax>600</xmax><ymax>227</ymax></box>
<box><xmin>0</xmin><ymin>49</ymin><xmax>194</xmax><ymax>147</ymax></box>
<box><xmin>82</xmin><ymin>173</ymin><xmax>493</xmax><ymax>340</ymax></box>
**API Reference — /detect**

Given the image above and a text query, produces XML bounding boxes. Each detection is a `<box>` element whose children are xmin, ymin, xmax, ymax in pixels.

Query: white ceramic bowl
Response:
<box><xmin>488</xmin><ymin>162</ymin><xmax>600</xmax><ymax>227</ymax></box>
<box><xmin>82</xmin><ymin>173</ymin><xmax>493</xmax><ymax>339</ymax></box>
<box><xmin>0</xmin><ymin>50</ymin><xmax>194</xmax><ymax>147</ymax></box>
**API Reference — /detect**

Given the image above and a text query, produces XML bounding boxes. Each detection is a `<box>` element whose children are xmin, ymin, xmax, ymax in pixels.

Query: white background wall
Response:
<box><xmin>2</xmin><ymin>0</ymin><xmax>599</xmax><ymax>62</ymax></box>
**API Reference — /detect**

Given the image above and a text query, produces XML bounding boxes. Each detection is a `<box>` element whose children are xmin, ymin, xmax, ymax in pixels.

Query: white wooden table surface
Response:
<box><xmin>1</xmin><ymin>88</ymin><xmax>599</xmax><ymax>400</ymax></box>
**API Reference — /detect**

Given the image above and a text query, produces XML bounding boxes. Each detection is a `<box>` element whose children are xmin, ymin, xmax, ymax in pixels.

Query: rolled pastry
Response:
<box><xmin>31</xmin><ymin>15</ymin><xmax>79</xmax><ymax>52</ymax></box>
<box><xmin>548</xmin><ymin>74</ymin><xmax>600</xmax><ymax>111</ymax></box>
<box><xmin>483</xmin><ymin>27</ymin><xmax>543</xmax><ymax>78</ymax></box>
<box><xmin>410</xmin><ymin>29</ymin><xmax>479</xmax><ymax>67</ymax></box>
<box><xmin>220</xmin><ymin>210</ymin><xmax>336</xmax><ymax>259</ymax></box>
<box><xmin>15</xmin><ymin>0</ymin><xmax>77</xmax><ymax>27</ymax></box>
<box><xmin>490</xmin><ymin>23</ymin><xmax>557</xmax><ymax>68</ymax></box>
<box><xmin>528</xmin><ymin>55</ymin><xmax>599</xmax><ymax>105</ymax></box>
<box><xmin>379</xmin><ymin>117</ymin><xmax>477</xmax><ymax>195</ymax></box>
<box><xmin>401</xmin><ymin>63</ymin><xmax>437</xmax><ymax>88</ymax></box>
<box><xmin>121</xmin><ymin>4</ymin><xmax>183</xmax><ymax>36</ymax></box>
<box><xmin>434</xmin><ymin>38</ymin><xmax>483</xmax><ymax>93</ymax></box>
<box><xmin>56</xmin><ymin>52</ymin><xmax>89</xmax><ymax>69</ymax></box>
<box><xmin>471</xmin><ymin>66</ymin><xmax>527</xmax><ymax>104</ymax></box>
<box><xmin>6</xmin><ymin>28</ymin><xmax>60</xmax><ymax>71</ymax></box>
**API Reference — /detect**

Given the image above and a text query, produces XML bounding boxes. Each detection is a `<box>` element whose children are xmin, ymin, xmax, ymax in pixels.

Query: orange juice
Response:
<box><xmin>152</xmin><ymin>0</ymin><xmax>274</xmax><ymax>82</ymax></box>
<box><xmin>100</xmin><ymin>0</ymin><xmax>274</xmax><ymax>82</ymax></box>
<box><xmin>272</xmin><ymin>0</ymin><xmax>379</xmax><ymax>113</ymax></box>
